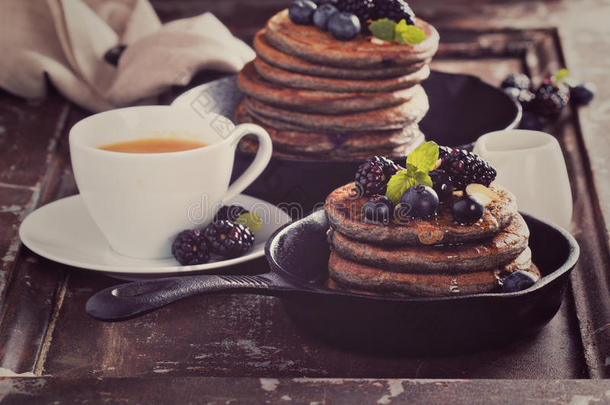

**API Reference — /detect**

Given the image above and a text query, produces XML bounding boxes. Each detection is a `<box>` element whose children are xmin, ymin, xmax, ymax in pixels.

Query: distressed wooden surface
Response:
<box><xmin>1</xmin><ymin>378</ymin><xmax>610</xmax><ymax>405</ymax></box>
<box><xmin>0</xmin><ymin>0</ymin><xmax>608</xmax><ymax>397</ymax></box>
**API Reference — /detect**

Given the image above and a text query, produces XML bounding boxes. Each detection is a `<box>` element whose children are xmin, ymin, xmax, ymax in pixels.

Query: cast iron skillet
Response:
<box><xmin>87</xmin><ymin>210</ymin><xmax>578</xmax><ymax>355</ymax></box>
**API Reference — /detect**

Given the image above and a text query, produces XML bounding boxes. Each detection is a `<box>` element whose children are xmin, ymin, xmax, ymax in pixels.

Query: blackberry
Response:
<box><xmin>429</xmin><ymin>169</ymin><xmax>454</xmax><ymax>201</ymax></box>
<box><xmin>354</xmin><ymin>155</ymin><xmax>399</xmax><ymax>196</ymax></box>
<box><xmin>438</xmin><ymin>146</ymin><xmax>497</xmax><ymax>190</ymax></box>
<box><xmin>503</xmin><ymin>87</ymin><xmax>535</xmax><ymax>106</ymax></box>
<box><xmin>374</xmin><ymin>0</ymin><xmax>415</xmax><ymax>24</ymax></box>
<box><xmin>532</xmin><ymin>82</ymin><xmax>569</xmax><ymax>116</ymax></box>
<box><xmin>214</xmin><ymin>205</ymin><xmax>248</xmax><ymax>222</ymax></box>
<box><xmin>570</xmin><ymin>83</ymin><xmax>596</xmax><ymax>106</ymax></box>
<box><xmin>500</xmin><ymin>73</ymin><xmax>531</xmax><ymax>91</ymax></box>
<box><xmin>204</xmin><ymin>220</ymin><xmax>255</xmax><ymax>258</ymax></box>
<box><xmin>172</xmin><ymin>229</ymin><xmax>210</xmax><ymax>265</ymax></box>
<box><xmin>336</xmin><ymin>0</ymin><xmax>375</xmax><ymax>26</ymax></box>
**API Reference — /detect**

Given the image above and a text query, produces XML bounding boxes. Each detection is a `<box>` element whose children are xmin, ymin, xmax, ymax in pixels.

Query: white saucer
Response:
<box><xmin>19</xmin><ymin>194</ymin><xmax>292</xmax><ymax>280</ymax></box>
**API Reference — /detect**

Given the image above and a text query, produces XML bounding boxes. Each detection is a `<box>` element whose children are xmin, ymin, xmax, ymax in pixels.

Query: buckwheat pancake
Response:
<box><xmin>327</xmin><ymin>213</ymin><xmax>530</xmax><ymax>273</ymax></box>
<box><xmin>325</xmin><ymin>183</ymin><xmax>518</xmax><ymax>246</ymax></box>
<box><xmin>238</xmin><ymin>62</ymin><xmax>419</xmax><ymax>114</ymax></box>
<box><xmin>235</xmin><ymin>101</ymin><xmax>423</xmax><ymax>153</ymax></box>
<box><xmin>265</xmin><ymin>10</ymin><xmax>440</xmax><ymax>69</ymax></box>
<box><xmin>254</xmin><ymin>30</ymin><xmax>428</xmax><ymax>79</ymax></box>
<box><xmin>253</xmin><ymin>58</ymin><xmax>431</xmax><ymax>93</ymax></box>
<box><xmin>328</xmin><ymin>250</ymin><xmax>540</xmax><ymax>296</ymax></box>
<box><xmin>244</xmin><ymin>88</ymin><xmax>428</xmax><ymax>132</ymax></box>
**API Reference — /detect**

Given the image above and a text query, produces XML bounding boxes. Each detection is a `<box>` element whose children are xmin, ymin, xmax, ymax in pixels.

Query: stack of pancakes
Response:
<box><xmin>325</xmin><ymin>183</ymin><xmax>540</xmax><ymax>296</ymax></box>
<box><xmin>235</xmin><ymin>9</ymin><xmax>440</xmax><ymax>160</ymax></box>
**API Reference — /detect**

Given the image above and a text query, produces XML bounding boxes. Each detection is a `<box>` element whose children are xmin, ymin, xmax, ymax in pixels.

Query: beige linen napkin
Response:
<box><xmin>0</xmin><ymin>0</ymin><xmax>255</xmax><ymax>112</ymax></box>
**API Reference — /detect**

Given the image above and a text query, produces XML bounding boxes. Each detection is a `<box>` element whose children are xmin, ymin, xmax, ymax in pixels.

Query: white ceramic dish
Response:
<box><xmin>19</xmin><ymin>194</ymin><xmax>292</xmax><ymax>280</ymax></box>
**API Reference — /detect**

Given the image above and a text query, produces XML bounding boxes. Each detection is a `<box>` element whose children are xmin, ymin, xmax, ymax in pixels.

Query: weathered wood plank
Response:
<box><xmin>1</xmin><ymin>377</ymin><xmax>609</xmax><ymax>405</ymax></box>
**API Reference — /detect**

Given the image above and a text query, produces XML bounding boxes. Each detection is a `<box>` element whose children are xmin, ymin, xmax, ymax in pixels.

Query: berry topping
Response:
<box><xmin>355</xmin><ymin>155</ymin><xmax>399</xmax><ymax>196</ymax></box>
<box><xmin>214</xmin><ymin>205</ymin><xmax>248</xmax><ymax>223</ymax></box>
<box><xmin>375</xmin><ymin>0</ymin><xmax>415</xmax><ymax>24</ymax></box>
<box><xmin>500</xmin><ymin>73</ymin><xmax>531</xmax><ymax>91</ymax></box>
<box><xmin>314</xmin><ymin>0</ymin><xmax>339</xmax><ymax>4</ymax></box>
<box><xmin>399</xmin><ymin>185</ymin><xmax>439</xmax><ymax>219</ymax></box>
<box><xmin>328</xmin><ymin>11</ymin><xmax>362</xmax><ymax>40</ymax></box>
<box><xmin>503</xmin><ymin>87</ymin><xmax>535</xmax><ymax>106</ymax></box>
<box><xmin>451</xmin><ymin>196</ymin><xmax>484</xmax><ymax>224</ymax></box>
<box><xmin>104</xmin><ymin>45</ymin><xmax>127</xmax><ymax>66</ymax></box>
<box><xmin>313</xmin><ymin>3</ymin><xmax>339</xmax><ymax>30</ymax></box>
<box><xmin>438</xmin><ymin>146</ymin><xmax>497</xmax><ymax>190</ymax></box>
<box><xmin>429</xmin><ymin>169</ymin><xmax>454</xmax><ymax>202</ymax></box>
<box><xmin>289</xmin><ymin>0</ymin><xmax>318</xmax><ymax>25</ymax></box>
<box><xmin>336</xmin><ymin>0</ymin><xmax>376</xmax><ymax>26</ymax></box>
<box><xmin>204</xmin><ymin>220</ymin><xmax>255</xmax><ymax>258</ymax></box>
<box><xmin>501</xmin><ymin>270</ymin><xmax>538</xmax><ymax>293</ymax></box>
<box><xmin>532</xmin><ymin>82</ymin><xmax>570</xmax><ymax>116</ymax></box>
<box><xmin>570</xmin><ymin>83</ymin><xmax>596</xmax><ymax>106</ymax></box>
<box><xmin>363</xmin><ymin>195</ymin><xmax>394</xmax><ymax>225</ymax></box>
<box><xmin>172</xmin><ymin>229</ymin><xmax>210</xmax><ymax>265</ymax></box>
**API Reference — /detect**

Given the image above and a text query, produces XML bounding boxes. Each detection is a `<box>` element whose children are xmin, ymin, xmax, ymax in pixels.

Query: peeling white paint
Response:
<box><xmin>260</xmin><ymin>378</ymin><xmax>279</xmax><ymax>392</ymax></box>
<box><xmin>152</xmin><ymin>368</ymin><xmax>173</xmax><ymax>374</ymax></box>
<box><xmin>292</xmin><ymin>378</ymin><xmax>345</xmax><ymax>384</ymax></box>
<box><xmin>0</xmin><ymin>368</ymin><xmax>36</xmax><ymax>377</ymax></box>
<box><xmin>568</xmin><ymin>395</ymin><xmax>601</xmax><ymax>405</ymax></box>
<box><xmin>377</xmin><ymin>380</ymin><xmax>405</xmax><ymax>404</ymax></box>
<box><xmin>281</xmin><ymin>395</ymin><xmax>292</xmax><ymax>401</ymax></box>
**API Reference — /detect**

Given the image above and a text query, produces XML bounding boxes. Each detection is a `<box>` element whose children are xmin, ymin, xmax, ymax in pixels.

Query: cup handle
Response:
<box><xmin>222</xmin><ymin>123</ymin><xmax>273</xmax><ymax>204</ymax></box>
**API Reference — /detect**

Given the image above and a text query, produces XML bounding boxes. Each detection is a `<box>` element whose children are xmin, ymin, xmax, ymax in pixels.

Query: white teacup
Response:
<box><xmin>473</xmin><ymin>129</ymin><xmax>572</xmax><ymax>230</ymax></box>
<box><xmin>69</xmin><ymin>106</ymin><xmax>272</xmax><ymax>259</ymax></box>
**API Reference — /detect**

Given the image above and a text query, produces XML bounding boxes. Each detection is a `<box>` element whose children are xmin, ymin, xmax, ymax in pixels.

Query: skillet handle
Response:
<box><xmin>86</xmin><ymin>273</ymin><xmax>288</xmax><ymax>321</ymax></box>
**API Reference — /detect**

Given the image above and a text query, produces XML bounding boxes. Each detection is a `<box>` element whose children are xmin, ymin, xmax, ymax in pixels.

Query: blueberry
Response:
<box><xmin>399</xmin><ymin>185</ymin><xmax>439</xmax><ymax>219</ymax></box>
<box><xmin>452</xmin><ymin>196</ymin><xmax>484</xmax><ymax>224</ymax></box>
<box><xmin>289</xmin><ymin>0</ymin><xmax>317</xmax><ymax>25</ymax></box>
<box><xmin>363</xmin><ymin>195</ymin><xmax>393</xmax><ymax>225</ymax></box>
<box><xmin>328</xmin><ymin>12</ymin><xmax>361</xmax><ymax>41</ymax></box>
<box><xmin>313</xmin><ymin>4</ymin><xmax>338</xmax><ymax>30</ymax></box>
<box><xmin>501</xmin><ymin>270</ymin><xmax>538</xmax><ymax>293</ymax></box>
<box><xmin>570</xmin><ymin>83</ymin><xmax>596</xmax><ymax>106</ymax></box>
<box><xmin>429</xmin><ymin>169</ymin><xmax>454</xmax><ymax>201</ymax></box>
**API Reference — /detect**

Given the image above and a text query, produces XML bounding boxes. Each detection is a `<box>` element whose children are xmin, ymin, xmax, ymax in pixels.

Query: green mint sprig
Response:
<box><xmin>369</xmin><ymin>18</ymin><xmax>426</xmax><ymax>45</ymax></box>
<box><xmin>385</xmin><ymin>141</ymin><xmax>439</xmax><ymax>204</ymax></box>
<box><xmin>552</xmin><ymin>68</ymin><xmax>569</xmax><ymax>86</ymax></box>
<box><xmin>235</xmin><ymin>212</ymin><xmax>262</xmax><ymax>234</ymax></box>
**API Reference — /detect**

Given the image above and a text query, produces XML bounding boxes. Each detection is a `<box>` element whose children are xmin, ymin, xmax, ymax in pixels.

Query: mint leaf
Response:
<box><xmin>369</xmin><ymin>18</ymin><xmax>396</xmax><ymax>42</ymax></box>
<box><xmin>236</xmin><ymin>212</ymin><xmax>262</xmax><ymax>234</ymax></box>
<box><xmin>405</xmin><ymin>163</ymin><xmax>418</xmax><ymax>176</ymax></box>
<box><xmin>414</xmin><ymin>171</ymin><xmax>433</xmax><ymax>187</ymax></box>
<box><xmin>553</xmin><ymin>68</ymin><xmax>569</xmax><ymax>86</ymax></box>
<box><xmin>406</xmin><ymin>141</ymin><xmax>439</xmax><ymax>173</ymax></box>
<box><xmin>385</xmin><ymin>171</ymin><xmax>416</xmax><ymax>204</ymax></box>
<box><xmin>395</xmin><ymin>20</ymin><xmax>426</xmax><ymax>45</ymax></box>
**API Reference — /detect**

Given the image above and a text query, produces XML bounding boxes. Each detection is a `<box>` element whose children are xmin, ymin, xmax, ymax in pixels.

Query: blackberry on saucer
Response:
<box><xmin>570</xmin><ymin>82</ymin><xmax>596</xmax><ymax>106</ymax></box>
<box><xmin>438</xmin><ymin>146</ymin><xmax>496</xmax><ymax>190</ymax></box>
<box><xmin>204</xmin><ymin>220</ymin><xmax>255</xmax><ymax>258</ymax></box>
<box><xmin>355</xmin><ymin>155</ymin><xmax>399</xmax><ymax>196</ymax></box>
<box><xmin>214</xmin><ymin>205</ymin><xmax>248</xmax><ymax>223</ymax></box>
<box><xmin>375</xmin><ymin>0</ymin><xmax>415</xmax><ymax>24</ymax></box>
<box><xmin>533</xmin><ymin>81</ymin><xmax>570</xmax><ymax>116</ymax></box>
<box><xmin>172</xmin><ymin>229</ymin><xmax>210</xmax><ymax>265</ymax></box>
<box><xmin>363</xmin><ymin>195</ymin><xmax>393</xmax><ymax>225</ymax></box>
<box><xmin>503</xmin><ymin>86</ymin><xmax>535</xmax><ymax>106</ymax></box>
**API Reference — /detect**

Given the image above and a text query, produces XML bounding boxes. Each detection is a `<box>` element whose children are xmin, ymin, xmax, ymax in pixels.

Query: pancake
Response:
<box><xmin>253</xmin><ymin>57</ymin><xmax>431</xmax><ymax>93</ymax></box>
<box><xmin>328</xmin><ymin>213</ymin><xmax>530</xmax><ymax>273</ymax></box>
<box><xmin>328</xmin><ymin>250</ymin><xmax>540</xmax><ymax>297</ymax></box>
<box><xmin>244</xmin><ymin>88</ymin><xmax>428</xmax><ymax>132</ymax></box>
<box><xmin>325</xmin><ymin>183</ymin><xmax>518</xmax><ymax>246</ymax></box>
<box><xmin>265</xmin><ymin>10</ymin><xmax>439</xmax><ymax>69</ymax></box>
<box><xmin>254</xmin><ymin>30</ymin><xmax>429</xmax><ymax>80</ymax></box>
<box><xmin>238</xmin><ymin>61</ymin><xmax>419</xmax><ymax>114</ymax></box>
<box><xmin>235</xmin><ymin>100</ymin><xmax>423</xmax><ymax>153</ymax></box>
